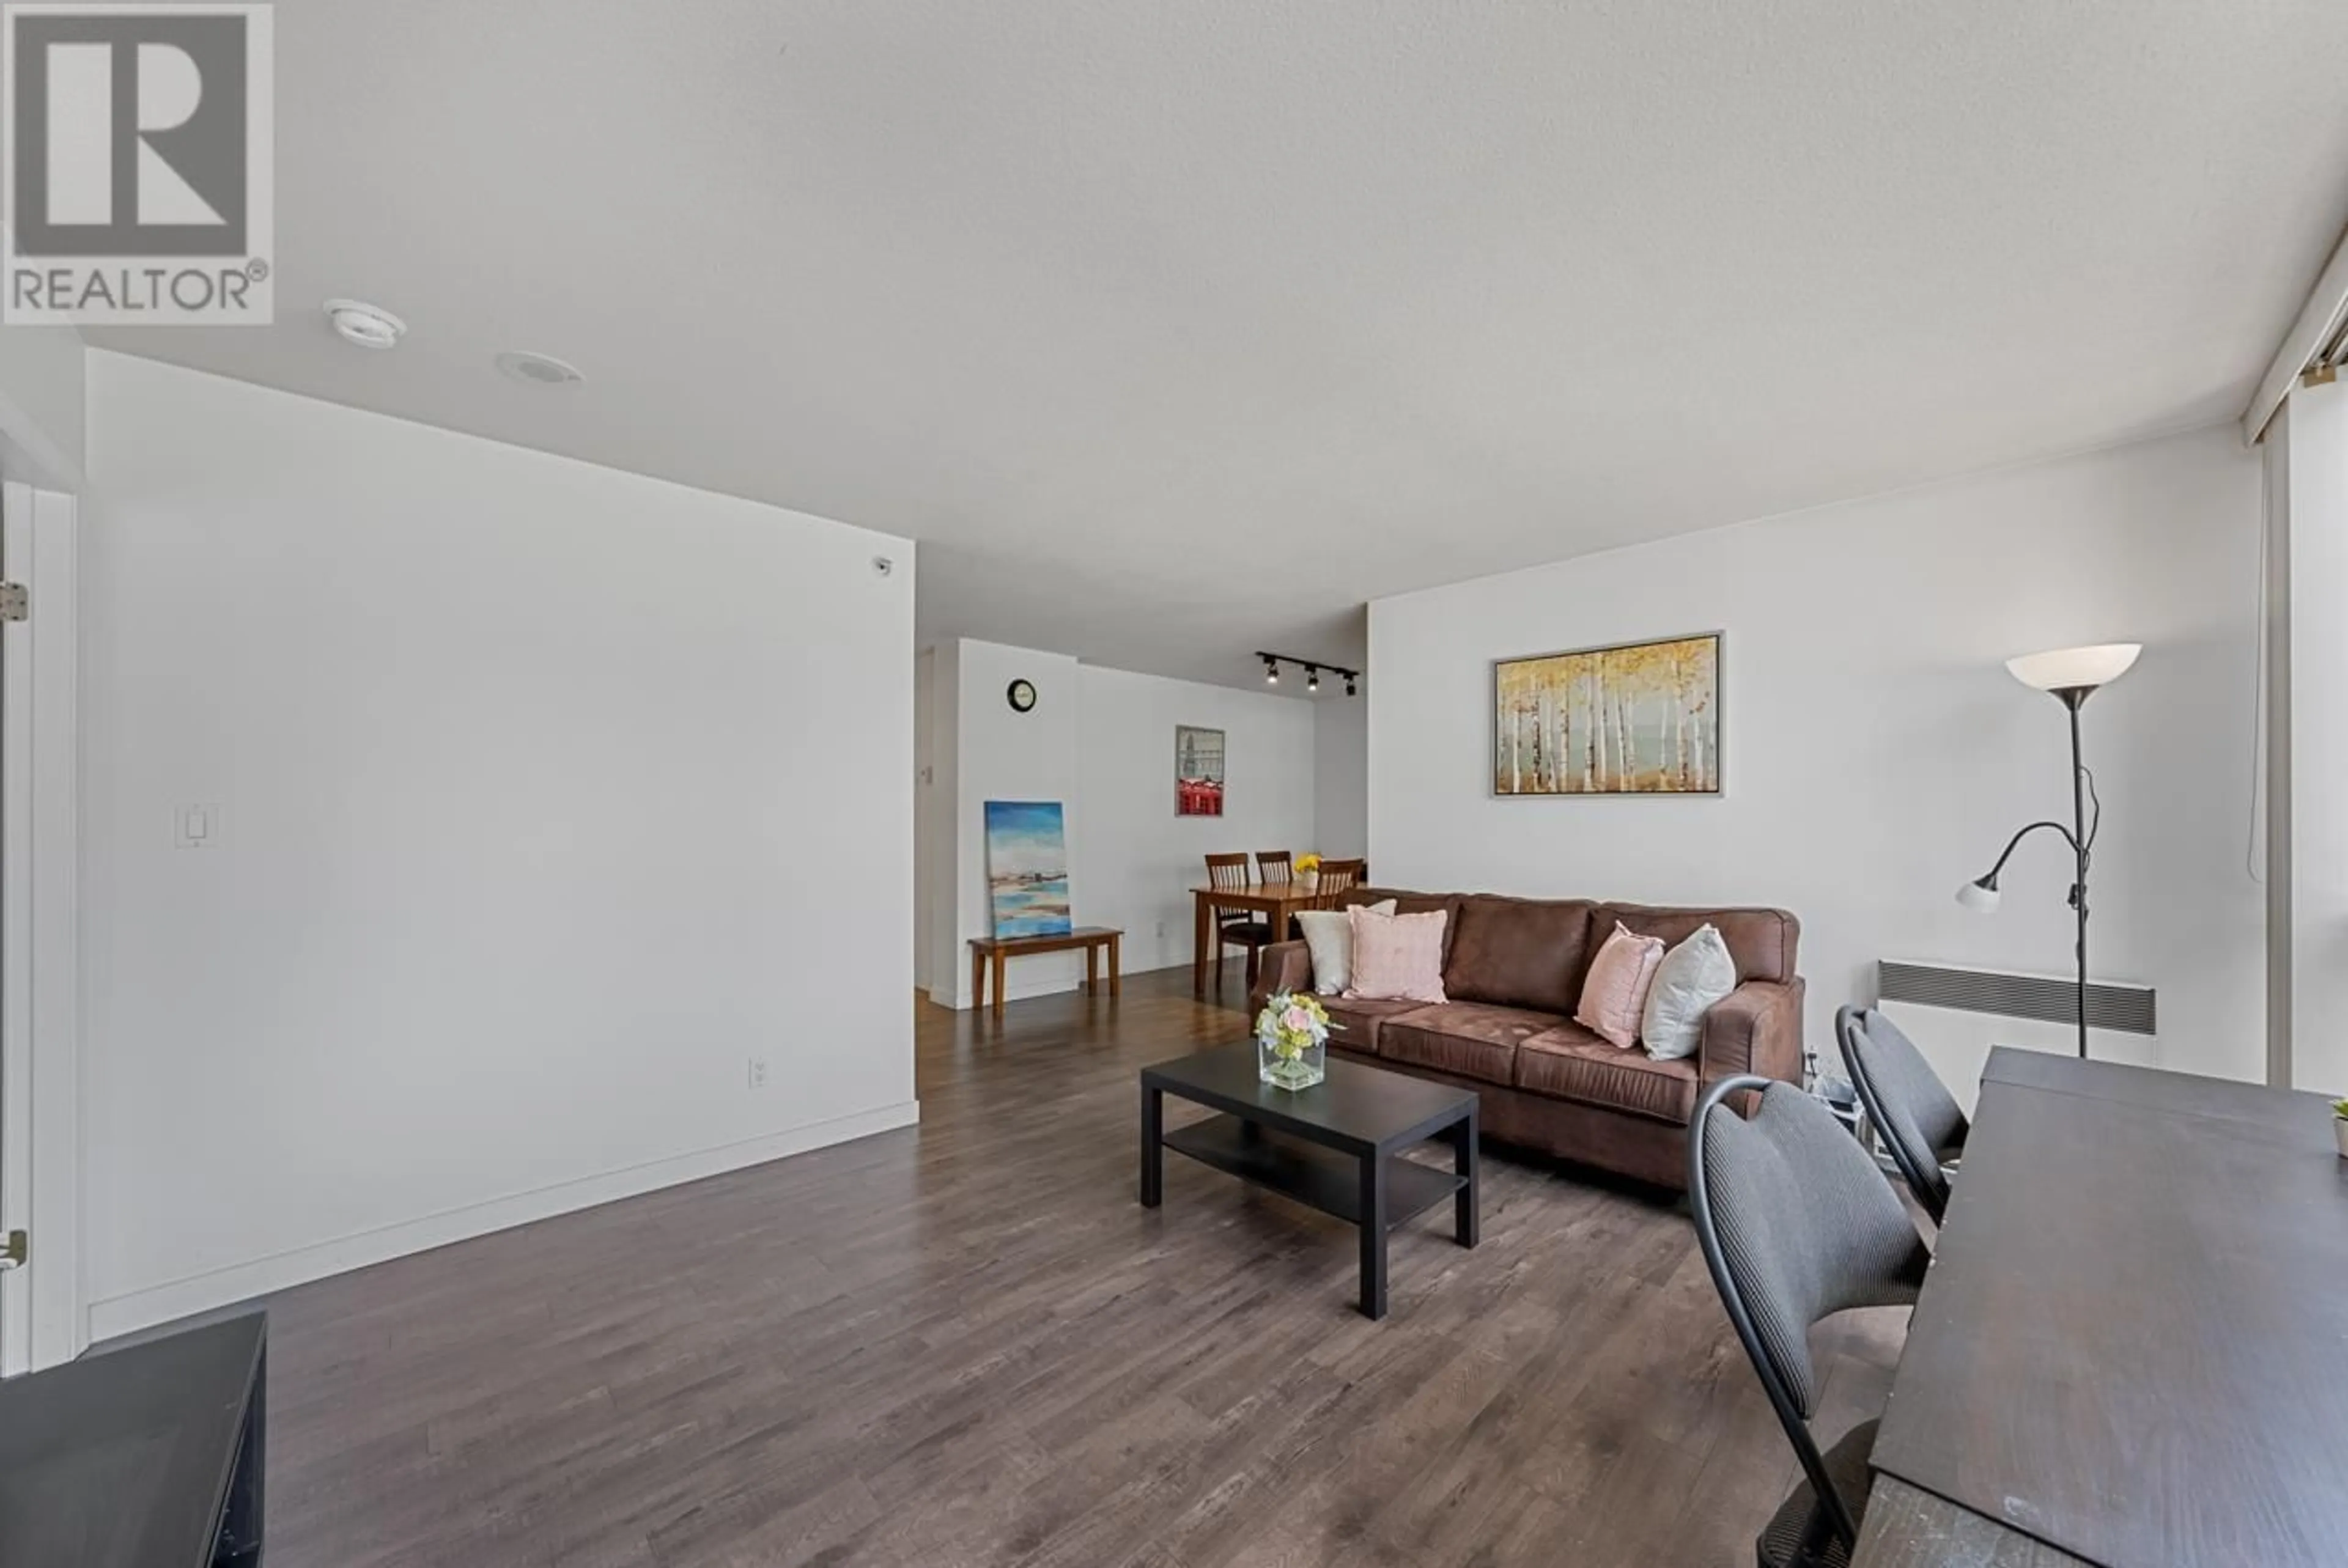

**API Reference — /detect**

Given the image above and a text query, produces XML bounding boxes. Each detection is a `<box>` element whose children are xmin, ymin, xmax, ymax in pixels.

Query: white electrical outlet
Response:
<box><xmin>1155</xmin><ymin>920</ymin><xmax>1167</xmax><ymax>940</ymax></box>
<box><xmin>747</xmin><ymin>1057</ymin><xmax>769</xmax><ymax>1090</ymax></box>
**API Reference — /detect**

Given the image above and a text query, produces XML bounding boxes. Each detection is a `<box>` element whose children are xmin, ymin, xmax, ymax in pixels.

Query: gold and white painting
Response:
<box><xmin>1494</xmin><ymin>633</ymin><xmax>1721</xmax><ymax>796</ymax></box>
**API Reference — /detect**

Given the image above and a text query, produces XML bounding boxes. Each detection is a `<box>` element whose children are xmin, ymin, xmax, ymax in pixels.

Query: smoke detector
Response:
<box><xmin>495</xmin><ymin>350</ymin><xmax>585</xmax><ymax>388</ymax></box>
<box><xmin>323</xmin><ymin>299</ymin><xmax>406</xmax><ymax>350</ymax></box>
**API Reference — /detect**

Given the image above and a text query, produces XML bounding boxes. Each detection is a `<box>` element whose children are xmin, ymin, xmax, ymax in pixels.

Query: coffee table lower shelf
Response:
<box><xmin>1139</xmin><ymin>1043</ymin><xmax>1480</xmax><ymax>1320</ymax></box>
<box><xmin>1162</xmin><ymin>1114</ymin><xmax>1466</xmax><ymax>1229</ymax></box>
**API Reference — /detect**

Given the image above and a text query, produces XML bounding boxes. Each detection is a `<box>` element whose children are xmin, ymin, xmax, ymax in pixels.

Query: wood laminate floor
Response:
<box><xmin>260</xmin><ymin>965</ymin><xmax>1907</xmax><ymax>1567</ymax></box>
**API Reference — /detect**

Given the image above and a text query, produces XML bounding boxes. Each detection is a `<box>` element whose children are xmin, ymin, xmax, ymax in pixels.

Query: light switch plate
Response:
<box><xmin>175</xmin><ymin>803</ymin><xmax>223</xmax><ymax>850</ymax></box>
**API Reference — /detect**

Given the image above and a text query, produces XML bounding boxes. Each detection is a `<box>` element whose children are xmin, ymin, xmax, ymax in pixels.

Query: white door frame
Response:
<box><xmin>0</xmin><ymin>481</ymin><xmax>80</xmax><ymax>1373</ymax></box>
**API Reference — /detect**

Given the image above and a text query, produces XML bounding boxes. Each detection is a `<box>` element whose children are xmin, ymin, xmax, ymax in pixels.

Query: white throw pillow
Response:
<box><xmin>1295</xmin><ymin>899</ymin><xmax>1397</xmax><ymax>994</ymax></box>
<box><xmin>1641</xmin><ymin>924</ymin><xmax>1737</xmax><ymax>1061</ymax></box>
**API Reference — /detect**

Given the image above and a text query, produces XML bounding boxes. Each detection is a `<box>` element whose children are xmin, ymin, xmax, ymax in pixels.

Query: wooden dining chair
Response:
<box><xmin>1205</xmin><ymin>853</ymin><xmax>1275</xmax><ymax>990</ymax></box>
<box><xmin>1315</xmin><ymin>858</ymin><xmax>1366</xmax><ymax>899</ymax></box>
<box><xmin>1255</xmin><ymin>851</ymin><xmax>1293</xmax><ymax>883</ymax></box>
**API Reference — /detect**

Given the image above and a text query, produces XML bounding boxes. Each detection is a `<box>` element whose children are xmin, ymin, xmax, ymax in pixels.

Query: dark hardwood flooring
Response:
<box><xmin>259</xmin><ymin>965</ymin><xmax>1907</xmax><ymax>1567</ymax></box>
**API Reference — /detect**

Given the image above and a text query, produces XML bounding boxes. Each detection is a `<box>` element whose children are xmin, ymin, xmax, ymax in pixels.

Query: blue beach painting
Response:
<box><xmin>984</xmin><ymin>800</ymin><xmax>1074</xmax><ymax>938</ymax></box>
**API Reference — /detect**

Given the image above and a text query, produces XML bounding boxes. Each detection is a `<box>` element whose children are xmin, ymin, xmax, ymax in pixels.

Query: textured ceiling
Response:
<box><xmin>92</xmin><ymin>0</ymin><xmax>2348</xmax><ymax>686</ymax></box>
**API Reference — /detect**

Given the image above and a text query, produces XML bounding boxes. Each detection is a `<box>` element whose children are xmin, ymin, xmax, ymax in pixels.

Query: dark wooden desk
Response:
<box><xmin>1981</xmin><ymin>1045</ymin><xmax>2307</xmax><ymax>1134</ymax></box>
<box><xmin>0</xmin><ymin>1311</ymin><xmax>267</xmax><ymax>1567</ymax></box>
<box><xmin>969</xmin><ymin>926</ymin><xmax>1120</xmax><ymax>1020</ymax></box>
<box><xmin>1859</xmin><ymin>1048</ymin><xmax>2348</xmax><ymax>1566</ymax></box>
<box><xmin>1855</xmin><ymin>1476</ymin><xmax>2089</xmax><ymax>1567</ymax></box>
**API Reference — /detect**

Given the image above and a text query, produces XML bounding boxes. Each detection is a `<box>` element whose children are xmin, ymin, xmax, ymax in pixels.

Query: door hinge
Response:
<box><xmin>0</xmin><ymin>582</ymin><xmax>24</xmax><ymax>622</ymax></box>
<box><xmin>0</xmin><ymin>1230</ymin><xmax>24</xmax><ymax>1271</ymax></box>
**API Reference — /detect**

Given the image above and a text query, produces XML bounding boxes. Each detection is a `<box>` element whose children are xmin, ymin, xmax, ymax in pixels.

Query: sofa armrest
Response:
<box><xmin>1699</xmin><ymin>977</ymin><xmax>1806</xmax><ymax>1087</ymax></box>
<box><xmin>1247</xmin><ymin>941</ymin><xmax>1315</xmax><ymax>1017</ymax></box>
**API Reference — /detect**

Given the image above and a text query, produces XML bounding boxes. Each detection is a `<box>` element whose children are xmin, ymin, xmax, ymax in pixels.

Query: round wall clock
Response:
<box><xmin>1006</xmin><ymin>679</ymin><xmax>1038</xmax><ymax>713</ymax></box>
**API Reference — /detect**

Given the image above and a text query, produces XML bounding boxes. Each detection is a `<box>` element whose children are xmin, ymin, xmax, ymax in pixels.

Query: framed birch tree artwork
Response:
<box><xmin>1493</xmin><ymin>633</ymin><xmax>1721</xmax><ymax>796</ymax></box>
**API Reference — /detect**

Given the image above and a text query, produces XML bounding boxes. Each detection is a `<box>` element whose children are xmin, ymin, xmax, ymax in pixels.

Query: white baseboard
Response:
<box><xmin>86</xmin><ymin>1099</ymin><xmax>922</xmax><ymax>1342</ymax></box>
<box><xmin>936</xmin><ymin>969</ymin><xmax>1084</xmax><ymax>1011</ymax></box>
<box><xmin>926</xmin><ymin>955</ymin><xmax>1249</xmax><ymax>1013</ymax></box>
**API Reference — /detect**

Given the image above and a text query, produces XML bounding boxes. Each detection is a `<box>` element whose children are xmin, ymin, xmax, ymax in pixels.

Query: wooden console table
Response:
<box><xmin>969</xmin><ymin>926</ymin><xmax>1122</xmax><ymax>1020</ymax></box>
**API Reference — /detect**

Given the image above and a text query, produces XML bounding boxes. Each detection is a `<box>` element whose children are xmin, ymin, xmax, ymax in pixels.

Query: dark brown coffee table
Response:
<box><xmin>1139</xmin><ymin>1042</ymin><xmax>1479</xmax><ymax>1319</ymax></box>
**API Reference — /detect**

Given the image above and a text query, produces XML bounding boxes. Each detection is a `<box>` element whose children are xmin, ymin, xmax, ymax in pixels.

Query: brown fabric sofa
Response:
<box><xmin>1247</xmin><ymin>888</ymin><xmax>1804</xmax><ymax>1190</ymax></box>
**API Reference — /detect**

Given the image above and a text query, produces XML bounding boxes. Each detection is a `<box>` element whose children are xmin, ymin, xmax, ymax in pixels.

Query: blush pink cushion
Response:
<box><xmin>1345</xmin><ymin>907</ymin><xmax>1449</xmax><ymax>1003</ymax></box>
<box><xmin>1575</xmin><ymin>921</ymin><xmax>1667</xmax><ymax>1049</ymax></box>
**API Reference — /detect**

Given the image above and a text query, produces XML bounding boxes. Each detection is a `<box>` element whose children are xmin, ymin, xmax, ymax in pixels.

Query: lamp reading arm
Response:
<box><xmin>1973</xmin><ymin>820</ymin><xmax>2083</xmax><ymax>886</ymax></box>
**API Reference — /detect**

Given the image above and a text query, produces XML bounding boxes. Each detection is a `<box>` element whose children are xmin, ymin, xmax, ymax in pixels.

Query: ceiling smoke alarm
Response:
<box><xmin>495</xmin><ymin>350</ymin><xmax>586</xmax><ymax>387</ymax></box>
<box><xmin>323</xmin><ymin>299</ymin><xmax>407</xmax><ymax>350</ymax></box>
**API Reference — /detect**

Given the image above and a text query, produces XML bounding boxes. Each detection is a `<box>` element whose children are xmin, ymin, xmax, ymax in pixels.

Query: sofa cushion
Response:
<box><xmin>1641</xmin><ymin>924</ymin><xmax>1738</xmax><ymax>1061</ymax></box>
<box><xmin>1516</xmin><ymin>1023</ymin><xmax>1702</xmax><ymax>1124</ymax></box>
<box><xmin>1381</xmin><ymin>1002</ymin><xmax>1567</xmax><ymax>1085</ymax></box>
<box><xmin>1343</xmin><ymin>888</ymin><xmax>1465</xmax><ymax>965</ymax></box>
<box><xmin>1596</xmin><ymin>904</ymin><xmax>1800</xmax><ymax>985</ymax></box>
<box><xmin>1296</xmin><ymin>899</ymin><xmax>1396</xmax><ymax>993</ymax></box>
<box><xmin>1346</xmin><ymin>907</ymin><xmax>1450</xmax><ymax>1002</ymax></box>
<box><xmin>1573</xmin><ymin>921</ymin><xmax>1667</xmax><ymax>1050</ymax></box>
<box><xmin>1444</xmin><ymin>896</ymin><xmax>1598</xmax><ymax>1014</ymax></box>
<box><xmin>1313</xmin><ymin>993</ymin><xmax>1425</xmax><ymax>1054</ymax></box>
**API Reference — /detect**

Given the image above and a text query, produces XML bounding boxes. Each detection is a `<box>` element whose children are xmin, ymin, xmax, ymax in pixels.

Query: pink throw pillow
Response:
<box><xmin>1575</xmin><ymin>922</ymin><xmax>1666</xmax><ymax>1049</ymax></box>
<box><xmin>1345</xmin><ymin>907</ymin><xmax>1449</xmax><ymax>1003</ymax></box>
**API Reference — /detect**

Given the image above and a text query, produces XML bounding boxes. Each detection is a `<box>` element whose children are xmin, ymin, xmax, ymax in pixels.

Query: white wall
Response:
<box><xmin>1370</xmin><ymin>425</ymin><xmax>2265</xmax><ymax>1081</ymax></box>
<box><xmin>0</xmin><ymin>324</ymin><xmax>85</xmax><ymax>489</ymax></box>
<box><xmin>924</xmin><ymin>639</ymin><xmax>962</xmax><ymax>1003</ymax></box>
<box><xmin>946</xmin><ymin>640</ymin><xmax>1084</xmax><ymax>1006</ymax></box>
<box><xmin>920</xmin><ymin>639</ymin><xmax>1324</xmax><ymax>1006</ymax></box>
<box><xmin>79</xmin><ymin>352</ymin><xmax>918</xmax><ymax>1336</ymax></box>
<box><xmin>914</xmin><ymin>647</ymin><xmax>936</xmax><ymax>992</ymax></box>
<box><xmin>1076</xmin><ymin>664</ymin><xmax>1320</xmax><ymax>976</ymax></box>
<box><xmin>1314</xmin><ymin>696</ymin><xmax>1368</xmax><ymax>860</ymax></box>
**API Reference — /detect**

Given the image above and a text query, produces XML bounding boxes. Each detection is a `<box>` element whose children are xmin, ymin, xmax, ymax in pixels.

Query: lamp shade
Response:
<box><xmin>2005</xmin><ymin>643</ymin><xmax>2141</xmax><ymax>693</ymax></box>
<box><xmin>1955</xmin><ymin>878</ymin><xmax>2001</xmax><ymax>914</ymax></box>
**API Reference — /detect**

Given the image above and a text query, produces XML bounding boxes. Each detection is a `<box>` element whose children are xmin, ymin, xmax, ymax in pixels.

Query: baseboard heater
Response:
<box><xmin>1875</xmin><ymin>960</ymin><xmax>2157</xmax><ymax>1115</ymax></box>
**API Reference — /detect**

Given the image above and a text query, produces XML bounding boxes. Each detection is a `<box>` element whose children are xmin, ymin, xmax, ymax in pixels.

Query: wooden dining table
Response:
<box><xmin>1853</xmin><ymin>1046</ymin><xmax>2348</xmax><ymax>1566</ymax></box>
<box><xmin>1191</xmin><ymin>873</ymin><xmax>1352</xmax><ymax>994</ymax></box>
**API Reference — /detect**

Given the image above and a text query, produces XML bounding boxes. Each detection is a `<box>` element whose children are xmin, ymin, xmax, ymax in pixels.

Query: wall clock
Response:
<box><xmin>1006</xmin><ymin>679</ymin><xmax>1038</xmax><ymax>713</ymax></box>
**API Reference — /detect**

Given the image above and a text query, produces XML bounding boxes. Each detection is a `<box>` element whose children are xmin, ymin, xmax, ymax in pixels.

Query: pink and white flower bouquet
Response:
<box><xmin>1255</xmin><ymin>990</ymin><xmax>1331</xmax><ymax>1090</ymax></box>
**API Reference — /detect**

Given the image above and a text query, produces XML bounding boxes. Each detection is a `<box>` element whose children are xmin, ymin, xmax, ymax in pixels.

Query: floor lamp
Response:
<box><xmin>1955</xmin><ymin>642</ymin><xmax>2141</xmax><ymax>1059</ymax></box>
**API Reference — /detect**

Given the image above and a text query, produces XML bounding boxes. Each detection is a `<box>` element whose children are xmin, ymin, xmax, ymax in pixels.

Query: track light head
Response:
<box><xmin>1258</xmin><ymin>652</ymin><xmax>1360</xmax><ymax>695</ymax></box>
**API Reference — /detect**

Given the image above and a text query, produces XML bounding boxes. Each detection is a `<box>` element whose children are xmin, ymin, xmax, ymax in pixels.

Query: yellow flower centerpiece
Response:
<box><xmin>1293</xmin><ymin>852</ymin><xmax>1323</xmax><ymax>877</ymax></box>
<box><xmin>1255</xmin><ymin>990</ymin><xmax>1331</xmax><ymax>1090</ymax></box>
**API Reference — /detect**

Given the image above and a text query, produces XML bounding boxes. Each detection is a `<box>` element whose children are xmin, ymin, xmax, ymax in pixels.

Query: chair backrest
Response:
<box><xmin>1689</xmin><ymin>1076</ymin><xmax>1930</xmax><ymax>1551</ymax></box>
<box><xmin>1836</xmin><ymin>1006</ymin><xmax>1967</xmax><ymax>1224</ymax></box>
<box><xmin>1316</xmin><ymin>858</ymin><xmax>1365</xmax><ymax>894</ymax></box>
<box><xmin>1255</xmin><ymin>850</ymin><xmax>1292</xmax><ymax>883</ymax></box>
<box><xmin>1205</xmin><ymin>853</ymin><xmax>1252</xmax><ymax>892</ymax></box>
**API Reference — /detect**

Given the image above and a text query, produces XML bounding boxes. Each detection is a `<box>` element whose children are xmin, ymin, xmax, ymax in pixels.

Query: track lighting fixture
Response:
<box><xmin>1253</xmin><ymin>652</ymin><xmax>1361</xmax><ymax>696</ymax></box>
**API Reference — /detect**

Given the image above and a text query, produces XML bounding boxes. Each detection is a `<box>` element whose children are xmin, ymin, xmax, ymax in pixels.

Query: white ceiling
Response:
<box><xmin>94</xmin><ymin>1</ymin><xmax>2348</xmax><ymax>688</ymax></box>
